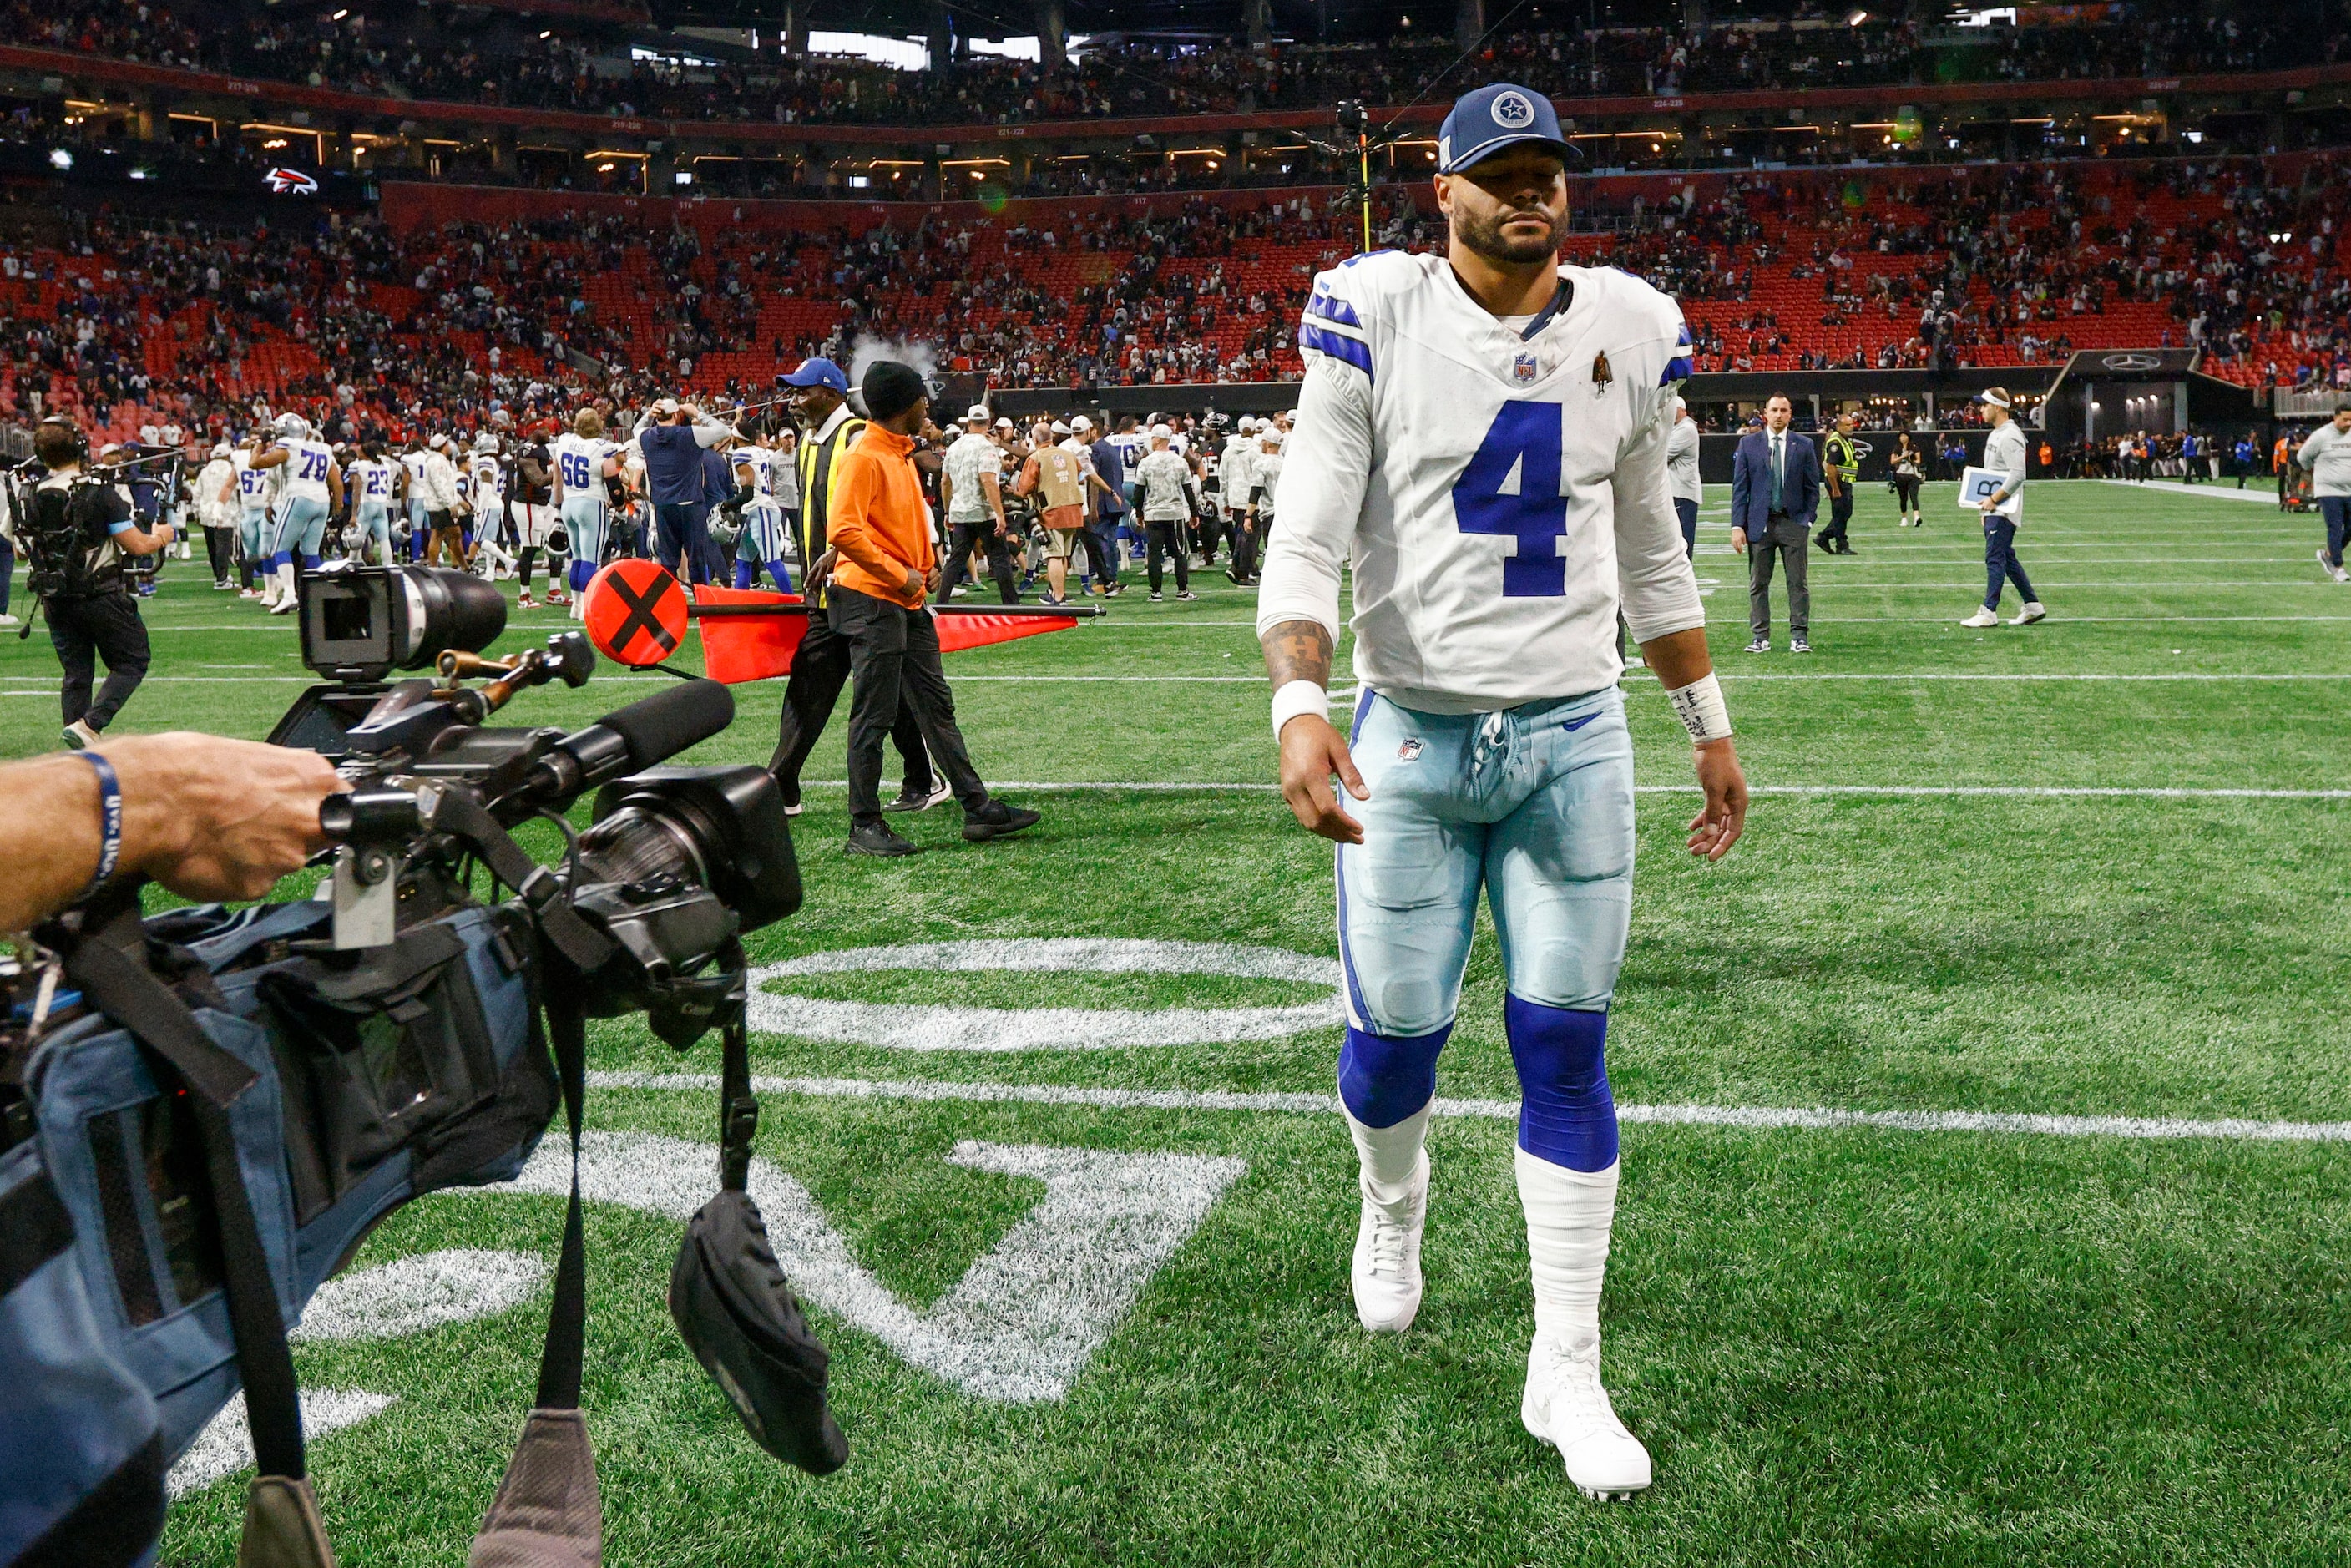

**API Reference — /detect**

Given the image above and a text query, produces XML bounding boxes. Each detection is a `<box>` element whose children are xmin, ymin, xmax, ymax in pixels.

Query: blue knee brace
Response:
<box><xmin>1505</xmin><ymin>994</ymin><xmax>1618</xmax><ymax>1171</ymax></box>
<box><xmin>1337</xmin><ymin>1023</ymin><xmax>1452</xmax><ymax>1129</ymax></box>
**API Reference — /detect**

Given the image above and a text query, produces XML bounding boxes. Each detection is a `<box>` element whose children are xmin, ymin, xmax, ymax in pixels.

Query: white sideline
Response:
<box><xmin>2098</xmin><ymin>480</ymin><xmax>2291</xmax><ymax>504</ymax></box>
<box><xmin>588</xmin><ymin>1071</ymin><xmax>2351</xmax><ymax>1146</ymax></box>
<box><xmin>790</xmin><ymin>780</ymin><xmax>2351</xmax><ymax>800</ymax></box>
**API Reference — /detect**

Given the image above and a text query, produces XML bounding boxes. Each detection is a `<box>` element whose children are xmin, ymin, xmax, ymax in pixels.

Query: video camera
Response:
<box><xmin>0</xmin><ymin>563</ymin><xmax>842</xmax><ymax>1566</ymax></box>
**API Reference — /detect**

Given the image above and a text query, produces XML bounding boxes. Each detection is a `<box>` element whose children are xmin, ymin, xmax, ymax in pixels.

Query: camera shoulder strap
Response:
<box><xmin>716</xmin><ymin>942</ymin><xmax>756</xmax><ymax>1194</ymax></box>
<box><xmin>468</xmin><ymin>978</ymin><xmax>604</xmax><ymax>1567</ymax></box>
<box><xmin>60</xmin><ymin>905</ymin><xmax>325</xmax><ymax>1556</ymax></box>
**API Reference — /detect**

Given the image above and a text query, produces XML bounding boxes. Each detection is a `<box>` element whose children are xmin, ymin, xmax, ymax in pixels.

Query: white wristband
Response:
<box><xmin>1269</xmin><ymin>680</ymin><xmax>1328</xmax><ymax>742</ymax></box>
<box><xmin>1664</xmin><ymin>671</ymin><xmax>1733</xmax><ymax>745</ymax></box>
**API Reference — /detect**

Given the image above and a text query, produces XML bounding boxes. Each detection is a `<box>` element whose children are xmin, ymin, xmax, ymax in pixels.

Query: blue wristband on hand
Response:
<box><xmin>73</xmin><ymin>751</ymin><xmax>124</xmax><ymax>894</ymax></box>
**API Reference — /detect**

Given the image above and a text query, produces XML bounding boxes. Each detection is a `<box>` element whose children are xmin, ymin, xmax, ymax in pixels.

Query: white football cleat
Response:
<box><xmin>2009</xmin><ymin>601</ymin><xmax>2047</xmax><ymax>625</ymax></box>
<box><xmin>2323</xmin><ymin>549</ymin><xmax>2351</xmax><ymax>584</ymax></box>
<box><xmin>1523</xmin><ymin>1336</ymin><xmax>1651</xmax><ymax>1501</ymax></box>
<box><xmin>1959</xmin><ymin>608</ymin><xmax>2000</xmax><ymax>628</ymax></box>
<box><xmin>1350</xmin><ymin>1153</ymin><xmax>1427</xmax><ymax>1333</ymax></box>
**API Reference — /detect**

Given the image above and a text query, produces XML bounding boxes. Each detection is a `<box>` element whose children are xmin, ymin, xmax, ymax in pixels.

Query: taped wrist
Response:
<box><xmin>1268</xmin><ymin>680</ymin><xmax>1327</xmax><ymax>742</ymax></box>
<box><xmin>1664</xmin><ymin>670</ymin><xmax>1733</xmax><ymax>745</ymax></box>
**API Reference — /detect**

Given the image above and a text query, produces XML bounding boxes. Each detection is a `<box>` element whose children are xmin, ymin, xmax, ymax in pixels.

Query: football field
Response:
<box><xmin>8</xmin><ymin>479</ymin><xmax>2350</xmax><ymax>1566</ymax></box>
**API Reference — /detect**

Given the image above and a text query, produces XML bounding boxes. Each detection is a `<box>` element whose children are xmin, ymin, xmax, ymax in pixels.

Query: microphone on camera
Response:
<box><xmin>528</xmin><ymin>678</ymin><xmax>736</xmax><ymax>802</ymax></box>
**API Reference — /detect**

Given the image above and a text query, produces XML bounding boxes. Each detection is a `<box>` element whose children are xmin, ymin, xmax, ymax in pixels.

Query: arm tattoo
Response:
<box><xmin>1261</xmin><ymin>619</ymin><xmax>1333</xmax><ymax>689</ymax></box>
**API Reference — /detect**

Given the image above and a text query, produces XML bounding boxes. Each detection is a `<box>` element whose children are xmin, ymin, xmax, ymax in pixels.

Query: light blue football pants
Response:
<box><xmin>270</xmin><ymin>494</ymin><xmax>328</xmax><ymax>564</ymax></box>
<box><xmin>561</xmin><ymin>495</ymin><xmax>607</xmax><ymax>594</ymax></box>
<box><xmin>354</xmin><ymin>502</ymin><xmax>391</xmax><ymax>562</ymax></box>
<box><xmin>1336</xmin><ymin>685</ymin><xmax>1635</xmax><ymax>1171</ymax></box>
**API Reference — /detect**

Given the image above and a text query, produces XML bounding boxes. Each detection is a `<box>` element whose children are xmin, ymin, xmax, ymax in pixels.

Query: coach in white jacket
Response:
<box><xmin>1664</xmin><ymin>395</ymin><xmax>1701</xmax><ymax>557</ymax></box>
<box><xmin>2297</xmin><ymin>402</ymin><xmax>2351</xmax><ymax>583</ymax></box>
<box><xmin>1960</xmin><ymin>387</ymin><xmax>2045</xmax><ymax>627</ymax></box>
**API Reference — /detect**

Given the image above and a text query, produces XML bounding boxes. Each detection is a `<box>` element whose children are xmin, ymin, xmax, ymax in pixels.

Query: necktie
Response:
<box><xmin>1770</xmin><ymin>436</ymin><xmax>1784</xmax><ymax>511</ymax></box>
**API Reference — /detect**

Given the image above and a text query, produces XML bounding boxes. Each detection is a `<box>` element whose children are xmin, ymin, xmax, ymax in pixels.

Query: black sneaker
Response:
<box><xmin>1150</xmin><ymin>591</ymin><xmax>1164</xmax><ymax>602</ymax></box>
<box><xmin>884</xmin><ymin>778</ymin><xmax>953</xmax><ymax>813</ymax></box>
<box><xmin>1176</xmin><ymin>589</ymin><xmax>1199</xmax><ymax>601</ymax></box>
<box><xmin>844</xmin><ymin>819</ymin><xmax>918</xmax><ymax>857</ymax></box>
<box><xmin>962</xmin><ymin>799</ymin><xmax>1041</xmax><ymax>843</ymax></box>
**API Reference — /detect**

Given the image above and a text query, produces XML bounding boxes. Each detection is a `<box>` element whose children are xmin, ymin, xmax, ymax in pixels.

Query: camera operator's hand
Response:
<box><xmin>0</xmin><ymin>735</ymin><xmax>347</xmax><ymax>932</ymax></box>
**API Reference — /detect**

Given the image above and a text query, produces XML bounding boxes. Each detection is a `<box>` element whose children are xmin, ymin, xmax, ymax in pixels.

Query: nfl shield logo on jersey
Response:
<box><xmin>1513</xmin><ymin>352</ymin><xmax>1540</xmax><ymax>384</ymax></box>
<box><xmin>1398</xmin><ymin>738</ymin><xmax>1424</xmax><ymax>761</ymax></box>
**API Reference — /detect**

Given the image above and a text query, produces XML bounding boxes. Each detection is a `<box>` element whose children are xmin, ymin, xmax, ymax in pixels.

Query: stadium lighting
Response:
<box><xmin>1847</xmin><ymin>8</ymin><xmax>1868</xmax><ymax>23</ymax></box>
<box><xmin>48</xmin><ymin>148</ymin><xmax>71</xmax><ymax>169</ymax></box>
<box><xmin>264</xmin><ymin>138</ymin><xmax>289</xmax><ymax>149</ymax></box>
<box><xmin>540</xmin><ymin>30</ymin><xmax>553</xmax><ymax>39</ymax></box>
<box><xmin>331</xmin><ymin>7</ymin><xmax>347</xmax><ymax>16</ymax></box>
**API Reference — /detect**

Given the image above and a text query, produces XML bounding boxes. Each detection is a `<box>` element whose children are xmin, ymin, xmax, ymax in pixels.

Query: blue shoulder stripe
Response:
<box><xmin>1676</xmin><ymin>322</ymin><xmax>1693</xmax><ymax>347</ymax></box>
<box><xmin>1305</xmin><ymin>291</ymin><xmax>1363</xmax><ymax>329</ymax></box>
<box><xmin>1661</xmin><ymin>355</ymin><xmax>1694</xmax><ymax>384</ymax></box>
<box><xmin>1300</xmin><ymin>322</ymin><xmax>1373</xmax><ymax>381</ymax></box>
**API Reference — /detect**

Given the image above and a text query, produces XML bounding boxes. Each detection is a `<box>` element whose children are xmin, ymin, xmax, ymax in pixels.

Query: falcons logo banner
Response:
<box><xmin>263</xmin><ymin>167</ymin><xmax>320</xmax><ymax>195</ymax></box>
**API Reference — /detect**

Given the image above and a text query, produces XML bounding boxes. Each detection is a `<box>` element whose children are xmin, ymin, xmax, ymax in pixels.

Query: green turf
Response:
<box><xmin>15</xmin><ymin>482</ymin><xmax>2348</xmax><ymax>1565</ymax></box>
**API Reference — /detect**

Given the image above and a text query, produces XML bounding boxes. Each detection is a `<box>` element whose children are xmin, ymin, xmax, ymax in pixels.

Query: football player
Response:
<box><xmin>248</xmin><ymin>412</ymin><xmax>338</xmax><ymax>615</ymax></box>
<box><xmin>346</xmin><ymin>439</ymin><xmax>398</xmax><ymax>564</ymax></box>
<box><xmin>551</xmin><ymin>408</ymin><xmax>622</xmax><ymax>620</ymax></box>
<box><xmin>1256</xmin><ymin>83</ymin><xmax>1749</xmax><ymax>1501</ymax></box>
<box><xmin>509</xmin><ymin>422</ymin><xmax>565</xmax><ymax>609</ymax></box>
<box><xmin>731</xmin><ymin>427</ymin><xmax>794</xmax><ymax>592</ymax></box>
<box><xmin>220</xmin><ymin>432</ymin><xmax>275</xmax><ymax>599</ymax></box>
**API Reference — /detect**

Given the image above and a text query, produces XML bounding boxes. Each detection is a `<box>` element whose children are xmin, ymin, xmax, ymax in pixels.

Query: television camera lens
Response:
<box><xmin>397</xmin><ymin>567</ymin><xmax>507</xmax><ymax>670</ymax></box>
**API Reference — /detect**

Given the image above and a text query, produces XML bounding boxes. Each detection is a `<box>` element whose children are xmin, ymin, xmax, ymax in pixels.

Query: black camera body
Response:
<box><xmin>280</xmin><ymin>564</ymin><xmax>799</xmax><ymax>1043</ymax></box>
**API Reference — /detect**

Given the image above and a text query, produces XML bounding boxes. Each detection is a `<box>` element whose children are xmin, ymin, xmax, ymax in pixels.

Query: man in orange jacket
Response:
<box><xmin>825</xmin><ymin>359</ymin><xmax>1039</xmax><ymax>857</ymax></box>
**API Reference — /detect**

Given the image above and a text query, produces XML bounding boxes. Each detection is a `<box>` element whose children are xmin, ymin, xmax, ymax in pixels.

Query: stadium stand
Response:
<box><xmin>3</xmin><ymin>145</ymin><xmax>2343</xmax><ymax>453</ymax></box>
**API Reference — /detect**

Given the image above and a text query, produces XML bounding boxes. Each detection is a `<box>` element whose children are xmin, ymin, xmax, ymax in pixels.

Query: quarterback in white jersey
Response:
<box><xmin>1256</xmin><ymin>83</ymin><xmax>1747</xmax><ymax>1502</ymax></box>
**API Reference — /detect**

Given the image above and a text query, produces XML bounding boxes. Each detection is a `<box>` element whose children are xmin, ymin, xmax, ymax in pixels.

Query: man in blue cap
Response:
<box><xmin>1255</xmin><ymin>81</ymin><xmax>1742</xmax><ymax>1504</ymax></box>
<box><xmin>766</xmin><ymin>357</ymin><xmax>939</xmax><ymax>817</ymax></box>
<box><xmin>630</xmin><ymin>395</ymin><xmax>734</xmax><ymax>584</ymax></box>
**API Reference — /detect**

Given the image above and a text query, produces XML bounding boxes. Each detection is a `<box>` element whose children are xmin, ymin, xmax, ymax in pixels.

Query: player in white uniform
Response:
<box><xmin>249</xmin><ymin>413</ymin><xmax>338</xmax><ymax>613</ymax></box>
<box><xmin>346</xmin><ymin>440</ymin><xmax>398</xmax><ymax>564</ymax></box>
<box><xmin>468</xmin><ymin>433</ymin><xmax>517</xmax><ymax>582</ymax></box>
<box><xmin>220</xmin><ymin>436</ymin><xmax>276</xmax><ymax>599</ymax></box>
<box><xmin>1256</xmin><ymin>84</ymin><xmax>1749</xmax><ymax>1502</ymax></box>
<box><xmin>551</xmin><ymin>408</ymin><xmax>621</xmax><ymax>619</ymax></box>
<box><xmin>399</xmin><ymin>440</ymin><xmax>432</xmax><ymax>560</ymax></box>
<box><xmin>730</xmin><ymin>432</ymin><xmax>794</xmax><ymax>591</ymax></box>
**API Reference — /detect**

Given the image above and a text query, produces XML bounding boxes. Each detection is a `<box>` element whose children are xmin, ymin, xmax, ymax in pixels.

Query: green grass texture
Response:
<box><xmin>11</xmin><ymin>480</ymin><xmax>2346</xmax><ymax>1566</ymax></box>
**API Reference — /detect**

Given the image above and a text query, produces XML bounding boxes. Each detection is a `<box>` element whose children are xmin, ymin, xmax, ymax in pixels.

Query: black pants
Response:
<box><xmin>205</xmin><ymin>524</ymin><xmax>236</xmax><ymax>584</ymax></box>
<box><xmin>1228</xmin><ymin>515</ymin><xmax>1261</xmax><ymax>580</ymax></box>
<box><xmin>1193</xmin><ymin>508</ymin><xmax>1223</xmax><ymax>563</ymax></box>
<box><xmin>940</xmin><ymin>520</ymin><xmax>1019</xmax><ymax>605</ymax></box>
<box><xmin>1817</xmin><ymin>488</ymin><xmax>1853</xmax><ymax>549</ymax></box>
<box><xmin>1145</xmin><ymin>520</ymin><xmax>1190</xmax><ymax>594</ymax></box>
<box><xmin>48</xmin><ymin>592</ymin><xmax>150</xmax><ymax>732</ymax></box>
<box><xmin>1081</xmin><ymin>521</ymin><xmax>1120</xmax><ymax>588</ymax></box>
<box><xmin>768</xmin><ymin>608</ymin><xmax>934</xmax><ymax>797</ymax></box>
<box><xmin>828</xmin><ymin>587</ymin><xmax>988</xmax><ymax>822</ymax></box>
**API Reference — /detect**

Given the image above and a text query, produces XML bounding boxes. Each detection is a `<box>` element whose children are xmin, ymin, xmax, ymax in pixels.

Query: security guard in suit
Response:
<box><xmin>766</xmin><ymin>358</ymin><xmax>938</xmax><ymax>816</ymax></box>
<box><xmin>1815</xmin><ymin>413</ymin><xmax>1858</xmax><ymax>555</ymax></box>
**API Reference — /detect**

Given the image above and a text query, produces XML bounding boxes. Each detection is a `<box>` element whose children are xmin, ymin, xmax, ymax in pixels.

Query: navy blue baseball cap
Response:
<box><xmin>1438</xmin><ymin>83</ymin><xmax>1580</xmax><ymax>174</ymax></box>
<box><xmin>779</xmin><ymin>357</ymin><xmax>848</xmax><ymax>392</ymax></box>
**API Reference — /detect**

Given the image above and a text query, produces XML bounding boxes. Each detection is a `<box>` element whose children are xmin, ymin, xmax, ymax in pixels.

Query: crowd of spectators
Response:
<box><xmin>0</xmin><ymin>149</ymin><xmax>2343</xmax><ymax>456</ymax></box>
<box><xmin>5</xmin><ymin>1</ymin><xmax>2321</xmax><ymax>131</ymax></box>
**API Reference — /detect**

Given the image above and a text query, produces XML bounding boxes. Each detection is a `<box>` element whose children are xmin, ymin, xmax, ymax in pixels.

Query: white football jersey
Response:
<box><xmin>551</xmin><ymin>433</ymin><xmax>614</xmax><ymax>499</ymax></box>
<box><xmin>400</xmin><ymin>450</ymin><xmax>431</xmax><ymax>499</ymax></box>
<box><xmin>1259</xmin><ymin>253</ymin><xmax>1704</xmax><ymax>713</ymax></box>
<box><xmin>274</xmin><ymin>438</ymin><xmax>335</xmax><ymax>503</ymax></box>
<box><xmin>351</xmin><ymin>458</ymin><xmax>397</xmax><ymax>507</ymax></box>
<box><xmin>231</xmin><ymin>449</ymin><xmax>272</xmax><ymax>513</ymax></box>
<box><xmin>471</xmin><ymin>453</ymin><xmax>505</xmax><ymax>506</ymax></box>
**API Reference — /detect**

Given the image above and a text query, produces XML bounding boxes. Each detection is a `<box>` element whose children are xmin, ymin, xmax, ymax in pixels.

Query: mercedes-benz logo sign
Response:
<box><xmin>1491</xmin><ymin>91</ymin><xmax>1537</xmax><ymax>129</ymax></box>
<box><xmin>2101</xmin><ymin>352</ymin><xmax>2162</xmax><ymax>372</ymax></box>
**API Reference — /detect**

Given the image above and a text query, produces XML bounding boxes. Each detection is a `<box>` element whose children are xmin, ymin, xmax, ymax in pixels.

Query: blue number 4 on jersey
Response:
<box><xmin>1452</xmin><ymin>402</ymin><xmax>1568</xmax><ymax>597</ymax></box>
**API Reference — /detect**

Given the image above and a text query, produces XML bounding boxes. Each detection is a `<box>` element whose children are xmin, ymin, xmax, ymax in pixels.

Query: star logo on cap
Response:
<box><xmin>1491</xmin><ymin>91</ymin><xmax>1536</xmax><ymax>129</ymax></box>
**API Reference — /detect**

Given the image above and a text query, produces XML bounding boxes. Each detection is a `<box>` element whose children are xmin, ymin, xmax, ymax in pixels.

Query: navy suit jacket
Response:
<box><xmin>1731</xmin><ymin>429</ymin><xmax>1823</xmax><ymax>534</ymax></box>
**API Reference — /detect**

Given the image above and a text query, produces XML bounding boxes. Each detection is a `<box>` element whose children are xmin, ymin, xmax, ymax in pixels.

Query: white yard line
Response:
<box><xmin>791</xmin><ymin>780</ymin><xmax>2351</xmax><ymax>800</ymax></box>
<box><xmin>589</xmin><ymin>1071</ymin><xmax>2351</xmax><ymax>1146</ymax></box>
<box><xmin>2098</xmin><ymin>479</ymin><xmax>2292</xmax><ymax>504</ymax></box>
